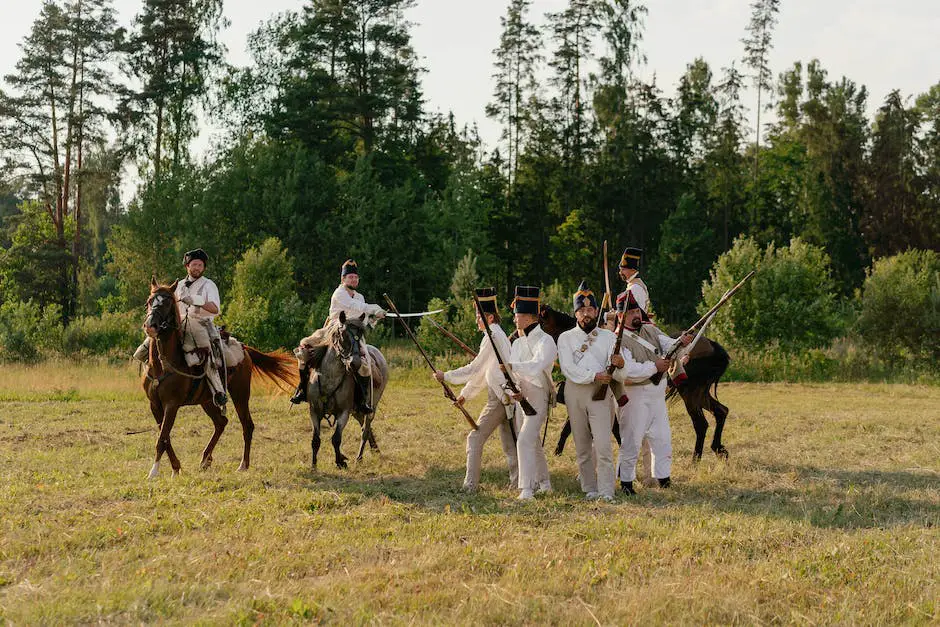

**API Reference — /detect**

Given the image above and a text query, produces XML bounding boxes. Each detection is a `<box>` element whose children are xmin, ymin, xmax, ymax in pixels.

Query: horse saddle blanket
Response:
<box><xmin>222</xmin><ymin>336</ymin><xmax>246</xmax><ymax>368</ymax></box>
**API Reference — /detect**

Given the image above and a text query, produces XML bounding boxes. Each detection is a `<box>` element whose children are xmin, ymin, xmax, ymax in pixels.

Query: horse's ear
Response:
<box><xmin>359</xmin><ymin>313</ymin><xmax>366</xmax><ymax>321</ymax></box>
<box><xmin>169</xmin><ymin>279</ymin><xmax>179</xmax><ymax>292</ymax></box>
<box><xmin>151</xmin><ymin>275</ymin><xmax>158</xmax><ymax>290</ymax></box>
<box><xmin>339</xmin><ymin>311</ymin><xmax>346</xmax><ymax>324</ymax></box>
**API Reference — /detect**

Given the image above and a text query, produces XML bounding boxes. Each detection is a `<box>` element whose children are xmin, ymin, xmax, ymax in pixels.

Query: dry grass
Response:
<box><xmin>0</xmin><ymin>362</ymin><xmax>937</xmax><ymax>624</ymax></box>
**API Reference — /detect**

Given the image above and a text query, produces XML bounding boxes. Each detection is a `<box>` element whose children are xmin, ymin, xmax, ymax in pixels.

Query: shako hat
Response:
<box><xmin>619</xmin><ymin>247</ymin><xmax>642</xmax><ymax>270</ymax></box>
<box><xmin>512</xmin><ymin>285</ymin><xmax>540</xmax><ymax>315</ymax></box>
<box><xmin>341</xmin><ymin>259</ymin><xmax>359</xmax><ymax>277</ymax></box>
<box><xmin>475</xmin><ymin>287</ymin><xmax>498</xmax><ymax>314</ymax></box>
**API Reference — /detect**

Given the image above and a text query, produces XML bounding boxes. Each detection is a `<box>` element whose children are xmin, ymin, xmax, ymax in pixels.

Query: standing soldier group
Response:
<box><xmin>439</xmin><ymin>247</ymin><xmax>691</xmax><ymax>500</ymax></box>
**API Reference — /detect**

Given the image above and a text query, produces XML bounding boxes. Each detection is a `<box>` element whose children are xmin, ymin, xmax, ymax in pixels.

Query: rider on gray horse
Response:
<box><xmin>291</xmin><ymin>259</ymin><xmax>386</xmax><ymax>411</ymax></box>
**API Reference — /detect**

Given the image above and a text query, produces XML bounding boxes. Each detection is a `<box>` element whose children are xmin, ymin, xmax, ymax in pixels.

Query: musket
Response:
<box><xmin>425</xmin><ymin>316</ymin><xmax>477</xmax><ymax>357</ymax></box>
<box><xmin>592</xmin><ymin>308</ymin><xmax>629</xmax><ymax>401</ymax></box>
<box><xmin>383</xmin><ymin>294</ymin><xmax>479</xmax><ymax>430</ymax></box>
<box><xmin>649</xmin><ymin>270</ymin><xmax>755</xmax><ymax>385</ymax></box>
<box><xmin>472</xmin><ymin>294</ymin><xmax>537</xmax><ymax>416</ymax></box>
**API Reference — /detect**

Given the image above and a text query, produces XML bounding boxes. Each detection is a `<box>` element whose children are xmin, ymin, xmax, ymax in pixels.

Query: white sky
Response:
<box><xmin>3</xmin><ymin>0</ymin><xmax>939</xmax><ymax>156</ymax></box>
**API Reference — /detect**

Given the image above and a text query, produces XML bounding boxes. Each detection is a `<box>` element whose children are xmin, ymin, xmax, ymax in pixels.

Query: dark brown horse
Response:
<box><xmin>539</xmin><ymin>305</ymin><xmax>731</xmax><ymax>462</ymax></box>
<box><xmin>142</xmin><ymin>278</ymin><xmax>297</xmax><ymax>478</ymax></box>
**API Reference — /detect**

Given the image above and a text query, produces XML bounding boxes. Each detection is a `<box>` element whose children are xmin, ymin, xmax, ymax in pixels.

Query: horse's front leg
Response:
<box><xmin>332</xmin><ymin>410</ymin><xmax>351</xmax><ymax>469</ymax></box>
<box><xmin>200</xmin><ymin>401</ymin><xmax>229</xmax><ymax>470</ymax></box>
<box><xmin>310</xmin><ymin>406</ymin><xmax>322</xmax><ymax>470</ymax></box>
<box><xmin>708</xmin><ymin>394</ymin><xmax>730</xmax><ymax>459</ymax></box>
<box><xmin>150</xmin><ymin>404</ymin><xmax>181</xmax><ymax>479</ymax></box>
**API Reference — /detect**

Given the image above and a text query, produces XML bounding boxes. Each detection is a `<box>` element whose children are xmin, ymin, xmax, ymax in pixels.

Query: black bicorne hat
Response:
<box><xmin>512</xmin><ymin>285</ymin><xmax>540</xmax><ymax>315</ymax></box>
<box><xmin>341</xmin><ymin>259</ymin><xmax>359</xmax><ymax>277</ymax></box>
<box><xmin>619</xmin><ymin>247</ymin><xmax>642</xmax><ymax>270</ymax></box>
<box><xmin>475</xmin><ymin>287</ymin><xmax>498</xmax><ymax>314</ymax></box>
<box><xmin>183</xmin><ymin>248</ymin><xmax>208</xmax><ymax>265</ymax></box>
<box><xmin>573</xmin><ymin>280</ymin><xmax>598</xmax><ymax>312</ymax></box>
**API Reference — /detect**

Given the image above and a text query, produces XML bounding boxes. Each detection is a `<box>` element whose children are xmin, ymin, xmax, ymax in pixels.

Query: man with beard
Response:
<box><xmin>557</xmin><ymin>281</ymin><xmax>625</xmax><ymax>502</ymax></box>
<box><xmin>613</xmin><ymin>291</ymin><xmax>692</xmax><ymax>495</ymax></box>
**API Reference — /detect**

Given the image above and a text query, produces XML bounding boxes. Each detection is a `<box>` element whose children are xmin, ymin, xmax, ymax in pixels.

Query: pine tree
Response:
<box><xmin>741</xmin><ymin>0</ymin><xmax>781</xmax><ymax>182</ymax></box>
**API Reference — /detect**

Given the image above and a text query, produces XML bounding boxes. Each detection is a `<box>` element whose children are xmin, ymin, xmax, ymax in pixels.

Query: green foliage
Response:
<box><xmin>61</xmin><ymin>312</ymin><xmax>141</xmax><ymax>357</ymax></box>
<box><xmin>855</xmin><ymin>250</ymin><xmax>940</xmax><ymax>360</ymax></box>
<box><xmin>541</xmin><ymin>279</ymin><xmax>571</xmax><ymax>312</ymax></box>
<box><xmin>0</xmin><ymin>300</ymin><xmax>63</xmax><ymax>362</ymax></box>
<box><xmin>224</xmin><ymin>238</ymin><xmax>307</xmax><ymax>350</ymax></box>
<box><xmin>701</xmin><ymin>236</ymin><xmax>843</xmax><ymax>352</ymax></box>
<box><xmin>0</xmin><ymin>201</ymin><xmax>74</xmax><ymax>310</ymax></box>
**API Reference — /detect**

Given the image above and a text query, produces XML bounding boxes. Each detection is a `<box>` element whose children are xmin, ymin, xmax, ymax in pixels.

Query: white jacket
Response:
<box><xmin>329</xmin><ymin>285</ymin><xmax>383</xmax><ymax>321</ymax></box>
<box><xmin>507</xmin><ymin>325</ymin><xmax>557</xmax><ymax>392</ymax></box>
<box><xmin>444</xmin><ymin>325</ymin><xmax>512</xmax><ymax>401</ymax></box>
<box><xmin>557</xmin><ymin>325</ymin><xmax>618</xmax><ymax>385</ymax></box>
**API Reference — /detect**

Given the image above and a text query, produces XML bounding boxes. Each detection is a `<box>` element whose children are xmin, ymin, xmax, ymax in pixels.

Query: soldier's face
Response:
<box><xmin>575</xmin><ymin>305</ymin><xmax>597</xmax><ymax>327</ymax></box>
<box><xmin>343</xmin><ymin>273</ymin><xmax>359</xmax><ymax>289</ymax></box>
<box><xmin>186</xmin><ymin>260</ymin><xmax>205</xmax><ymax>278</ymax></box>
<box><xmin>626</xmin><ymin>309</ymin><xmax>643</xmax><ymax>329</ymax></box>
<box><xmin>619</xmin><ymin>267</ymin><xmax>636</xmax><ymax>282</ymax></box>
<box><xmin>514</xmin><ymin>312</ymin><xmax>538</xmax><ymax>331</ymax></box>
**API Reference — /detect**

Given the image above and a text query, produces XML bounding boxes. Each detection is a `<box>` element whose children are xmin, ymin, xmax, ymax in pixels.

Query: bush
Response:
<box><xmin>61</xmin><ymin>311</ymin><xmax>141</xmax><ymax>357</ymax></box>
<box><xmin>701</xmin><ymin>236</ymin><xmax>844</xmax><ymax>352</ymax></box>
<box><xmin>223</xmin><ymin>238</ymin><xmax>308</xmax><ymax>350</ymax></box>
<box><xmin>0</xmin><ymin>300</ymin><xmax>63</xmax><ymax>362</ymax></box>
<box><xmin>855</xmin><ymin>249</ymin><xmax>940</xmax><ymax>360</ymax></box>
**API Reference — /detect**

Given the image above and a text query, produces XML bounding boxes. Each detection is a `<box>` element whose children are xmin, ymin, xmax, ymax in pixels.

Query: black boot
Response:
<box><xmin>621</xmin><ymin>481</ymin><xmax>636</xmax><ymax>496</ymax></box>
<box><xmin>658</xmin><ymin>477</ymin><xmax>671</xmax><ymax>488</ymax></box>
<box><xmin>355</xmin><ymin>374</ymin><xmax>374</xmax><ymax>414</ymax></box>
<box><xmin>290</xmin><ymin>367</ymin><xmax>310</xmax><ymax>404</ymax></box>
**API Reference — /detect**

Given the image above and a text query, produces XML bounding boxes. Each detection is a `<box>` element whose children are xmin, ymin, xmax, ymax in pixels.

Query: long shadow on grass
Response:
<box><xmin>649</xmin><ymin>462</ymin><xmax>939</xmax><ymax>530</ymax></box>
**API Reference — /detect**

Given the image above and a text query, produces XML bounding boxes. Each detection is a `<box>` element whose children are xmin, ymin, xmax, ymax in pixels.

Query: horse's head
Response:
<box><xmin>144</xmin><ymin>276</ymin><xmax>181</xmax><ymax>339</ymax></box>
<box><xmin>336</xmin><ymin>311</ymin><xmax>368</xmax><ymax>372</ymax></box>
<box><xmin>538</xmin><ymin>304</ymin><xmax>576</xmax><ymax>342</ymax></box>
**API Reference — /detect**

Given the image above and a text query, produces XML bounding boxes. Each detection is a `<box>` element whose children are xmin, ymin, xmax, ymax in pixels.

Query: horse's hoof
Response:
<box><xmin>236</xmin><ymin>463</ymin><xmax>248</xmax><ymax>472</ymax></box>
<box><xmin>336</xmin><ymin>458</ymin><xmax>348</xmax><ymax>470</ymax></box>
<box><xmin>172</xmin><ymin>467</ymin><xmax>181</xmax><ymax>476</ymax></box>
<box><xmin>201</xmin><ymin>458</ymin><xmax>213</xmax><ymax>471</ymax></box>
<box><xmin>553</xmin><ymin>447</ymin><xmax>564</xmax><ymax>457</ymax></box>
<box><xmin>147</xmin><ymin>463</ymin><xmax>160</xmax><ymax>480</ymax></box>
<box><xmin>714</xmin><ymin>447</ymin><xmax>729</xmax><ymax>460</ymax></box>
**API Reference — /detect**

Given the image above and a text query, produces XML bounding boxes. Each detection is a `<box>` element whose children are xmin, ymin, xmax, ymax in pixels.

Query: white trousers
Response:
<box><xmin>565</xmin><ymin>382</ymin><xmax>616</xmax><ymax>498</ymax></box>
<box><xmin>464</xmin><ymin>389</ymin><xmax>519</xmax><ymax>490</ymax></box>
<box><xmin>617</xmin><ymin>382</ymin><xmax>672</xmax><ymax>481</ymax></box>
<box><xmin>515</xmin><ymin>383</ymin><xmax>551</xmax><ymax>492</ymax></box>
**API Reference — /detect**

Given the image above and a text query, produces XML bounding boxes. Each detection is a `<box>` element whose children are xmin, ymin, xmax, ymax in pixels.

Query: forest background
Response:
<box><xmin>0</xmin><ymin>0</ymin><xmax>937</xmax><ymax>381</ymax></box>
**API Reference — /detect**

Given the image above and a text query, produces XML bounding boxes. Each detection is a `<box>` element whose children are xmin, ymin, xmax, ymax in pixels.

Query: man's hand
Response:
<box><xmin>180</xmin><ymin>295</ymin><xmax>194</xmax><ymax>306</ymax></box>
<box><xmin>594</xmin><ymin>372</ymin><xmax>613</xmax><ymax>384</ymax></box>
<box><xmin>679</xmin><ymin>333</ymin><xmax>693</xmax><ymax>346</ymax></box>
<box><xmin>499</xmin><ymin>364</ymin><xmax>508</xmax><ymax>374</ymax></box>
<box><xmin>455</xmin><ymin>395</ymin><xmax>466</xmax><ymax>406</ymax></box>
<box><xmin>680</xmin><ymin>354</ymin><xmax>690</xmax><ymax>366</ymax></box>
<box><xmin>509</xmin><ymin>391</ymin><xmax>524</xmax><ymax>402</ymax></box>
<box><xmin>610</xmin><ymin>354</ymin><xmax>625</xmax><ymax>368</ymax></box>
<box><xmin>654</xmin><ymin>358</ymin><xmax>672</xmax><ymax>373</ymax></box>
<box><xmin>374</xmin><ymin>308</ymin><xmax>387</xmax><ymax>319</ymax></box>
<box><xmin>433</xmin><ymin>370</ymin><xmax>445</xmax><ymax>383</ymax></box>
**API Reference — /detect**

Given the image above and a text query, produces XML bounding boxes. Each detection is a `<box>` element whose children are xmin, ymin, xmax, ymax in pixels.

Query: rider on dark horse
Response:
<box><xmin>291</xmin><ymin>259</ymin><xmax>386</xmax><ymax>412</ymax></box>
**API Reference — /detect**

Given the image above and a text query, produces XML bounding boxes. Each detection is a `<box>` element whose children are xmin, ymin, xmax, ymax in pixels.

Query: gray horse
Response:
<box><xmin>307</xmin><ymin>312</ymin><xmax>389</xmax><ymax>469</ymax></box>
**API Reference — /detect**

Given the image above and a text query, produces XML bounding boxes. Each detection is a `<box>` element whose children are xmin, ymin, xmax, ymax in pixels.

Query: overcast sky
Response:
<box><xmin>3</xmin><ymin>0</ymin><xmax>939</xmax><ymax>154</ymax></box>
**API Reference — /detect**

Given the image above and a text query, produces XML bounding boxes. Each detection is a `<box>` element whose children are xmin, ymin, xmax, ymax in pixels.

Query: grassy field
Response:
<box><xmin>0</xmin><ymin>360</ymin><xmax>938</xmax><ymax>624</ymax></box>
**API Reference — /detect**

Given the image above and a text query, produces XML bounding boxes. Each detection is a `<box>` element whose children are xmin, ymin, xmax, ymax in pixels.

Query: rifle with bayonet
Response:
<box><xmin>600</xmin><ymin>240</ymin><xmax>613</xmax><ymax>324</ymax></box>
<box><xmin>472</xmin><ymin>294</ymin><xmax>537</xmax><ymax>416</ymax></box>
<box><xmin>384</xmin><ymin>294</ymin><xmax>479</xmax><ymax>430</ymax></box>
<box><xmin>648</xmin><ymin>270</ymin><xmax>755</xmax><ymax>385</ymax></box>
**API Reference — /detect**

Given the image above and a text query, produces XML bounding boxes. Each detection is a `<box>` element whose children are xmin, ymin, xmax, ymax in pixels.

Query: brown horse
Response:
<box><xmin>539</xmin><ymin>305</ymin><xmax>731</xmax><ymax>462</ymax></box>
<box><xmin>142</xmin><ymin>278</ymin><xmax>297</xmax><ymax>478</ymax></box>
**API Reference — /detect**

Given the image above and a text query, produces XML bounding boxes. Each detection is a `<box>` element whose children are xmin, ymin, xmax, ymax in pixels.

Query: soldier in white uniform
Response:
<box><xmin>613</xmin><ymin>291</ymin><xmax>692</xmax><ymax>495</ymax></box>
<box><xmin>134</xmin><ymin>248</ymin><xmax>228</xmax><ymax>408</ymax></box>
<box><xmin>557</xmin><ymin>281</ymin><xmax>625</xmax><ymax>501</ymax></box>
<box><xmin>433</xmin><ymin>288</ymin><xmax>519</xmax><ymax>492</ymax></box>
<box><xmin>502</xmin><ymin>285</ymin><xmax>556</xmax><ymax>500</ymax></box>
<box><xmin>291</xmin><ymin>259</ymin><xmax>386</xmax><ymax>411</ymax></box>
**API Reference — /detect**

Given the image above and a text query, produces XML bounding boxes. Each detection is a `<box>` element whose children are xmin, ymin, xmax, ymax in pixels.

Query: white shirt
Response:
<box><xmin>329</xmin><ymin>285</ymin><xmax>383</xmax><ymax>321</ymax></box>
<box><xmin>558</xmin><ymin>325</ymin><xmax>619</xmax><ymax>385</ymax></box>
<box><xmin>506</xmin><ymin>325</ymin><xmax>557</xmax><ymax>390</ymax></box>
<box><xmin>175</xmin><ymin>275</ymin><xmax>220</xmax><ymax>322</ymax></box>
<box><xmin>444</xmin><ymin>325</ymin><xmax>512</xmax><ymax>401</ymax></box>
<box><xmin>627</xmin><ymin>274</ymin><xmax>650</xmax><ymax>312</ymax></box>
<box><xmin>613</xmin><ymin>325</ymin><xmax>678</xmax><ymax>384</ymax></box>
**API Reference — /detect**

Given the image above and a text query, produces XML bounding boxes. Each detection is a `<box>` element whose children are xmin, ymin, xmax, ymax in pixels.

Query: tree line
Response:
<box><xmin>1</xmin><ymin>0</ymin><xmax>938</xmax><ymax>334</ymax></box>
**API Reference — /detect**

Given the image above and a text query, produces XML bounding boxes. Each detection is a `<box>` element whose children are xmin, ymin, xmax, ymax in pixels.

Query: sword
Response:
<box><xmin>384</xmin><ymin>308</ymin><xmax>444</xmax><ymax>318</ymax></box>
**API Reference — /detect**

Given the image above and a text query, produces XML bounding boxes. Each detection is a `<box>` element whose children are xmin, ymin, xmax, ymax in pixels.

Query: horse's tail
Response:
<box><xmin>244</xmin><ymin>345</ymin><xmax>298</xmax><ymax>393</ymax></box>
